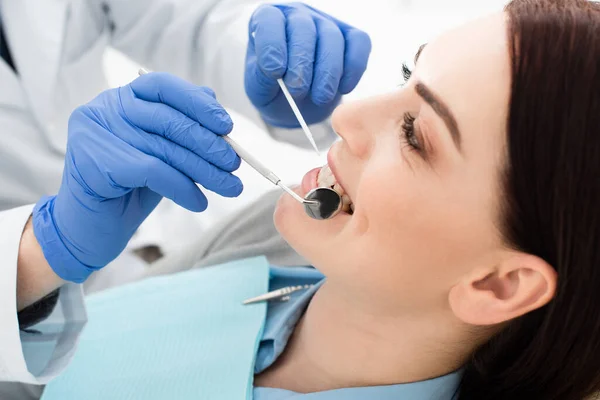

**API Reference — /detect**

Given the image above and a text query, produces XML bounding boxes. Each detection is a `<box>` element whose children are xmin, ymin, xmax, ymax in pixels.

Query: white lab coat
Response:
<box><xmin>0</xmin><ymin>0</ymin><xmax>335</xmax><ymax>384</ymax></box>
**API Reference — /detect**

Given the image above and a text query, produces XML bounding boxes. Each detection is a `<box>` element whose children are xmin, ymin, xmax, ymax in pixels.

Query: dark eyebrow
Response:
<box><xmin>415</xmin><ymin>83</ymin><xmax>462</xmax><ymax>152</ymax></box>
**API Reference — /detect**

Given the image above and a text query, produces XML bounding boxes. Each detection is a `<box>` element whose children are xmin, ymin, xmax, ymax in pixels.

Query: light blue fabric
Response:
<box><xmin>42</xmin><ymin>261</ymin><xmax>461</xmax><ymax>400</ymax></box>
<box><xmin>254</xmin><ymin>266</ymin><xmax>462</xmax><ymax>400</ymax></box>
<box><xmin>254</xmin><ymin>266</ymin><xmax>325</xmax><ymax>374</ymax></box>
<box><xmin>42</xmin><ymin>256</ymin><xmax>270</xmax><ymax>400</ymax></box>
<box><xmin>254</xmin><ymin>375</ymin><xmax>461</xmax><ymax>400</ymax></box>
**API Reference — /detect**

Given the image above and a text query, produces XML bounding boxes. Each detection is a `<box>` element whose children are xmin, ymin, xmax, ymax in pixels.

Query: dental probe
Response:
<box><xmin>220</xmin><ymin>133</ymin><xmax>316</xmax><ymax>206</ymax></box>
<box><xmin>276</xmin><ymin>78</ymin><xmax>320</xmax><ymax>156</ymax></box>
<box><xmin>137</xmin><ymin>68</ymin><xmax>342</xmax><ymax>220</ymax></box>
<box><xmin>250</xmin><ymin>31</ymin><xmax>320</xmax><ymax>156</ymax></box>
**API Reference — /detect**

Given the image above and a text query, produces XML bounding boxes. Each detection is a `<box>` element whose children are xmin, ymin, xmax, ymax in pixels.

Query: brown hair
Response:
<box><xmin>457</xmin><ymin>1</ymin><xmax>600</xmax><ymax>398</ymax></box>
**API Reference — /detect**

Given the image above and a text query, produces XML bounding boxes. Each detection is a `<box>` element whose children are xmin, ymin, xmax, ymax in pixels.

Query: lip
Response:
<box><xmin>301</xmin><ymin>167</ymin><xmax>321</xmax><ymax>196</ymax></box>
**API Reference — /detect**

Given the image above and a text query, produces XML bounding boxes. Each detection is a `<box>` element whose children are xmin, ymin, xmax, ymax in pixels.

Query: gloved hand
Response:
<box><xmin>245</xmin><ymin>2</ymin><xmax>372</xmax><ymax>128</ymax></box>
<box><xmin>33</xmin><ymin>73</ymin><xmax>242</xmax><ymax>283</ymax></box>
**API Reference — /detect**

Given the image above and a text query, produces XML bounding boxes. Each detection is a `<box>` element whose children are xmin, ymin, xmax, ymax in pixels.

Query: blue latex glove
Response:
<box><xmin>33</xmin><ymin>73</ymin><xmax>242</xmax><ymax>283</ymax></box>
<box><xmin>245</xmin><ymin>2</ymin><xmax>372</xmax><ymax>128</ymax></box>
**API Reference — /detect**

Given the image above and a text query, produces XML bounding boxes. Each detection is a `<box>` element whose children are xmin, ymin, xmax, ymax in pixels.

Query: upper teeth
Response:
<box><xmin>318</xmin><ymin>164</ymin><xmax>336</xmax><ymax>187</ymax></box>
<box><xmin>317</xmin><ymin>165</ymin><xmax>354</xmax><ymax>214</ymax></box>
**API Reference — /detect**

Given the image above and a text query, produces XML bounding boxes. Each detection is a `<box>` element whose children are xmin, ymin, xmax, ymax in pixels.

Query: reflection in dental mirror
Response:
<box><xmin>304</xmin><ymin>187</ymin><xmax>342</xmax><ymax>220</ymax></box>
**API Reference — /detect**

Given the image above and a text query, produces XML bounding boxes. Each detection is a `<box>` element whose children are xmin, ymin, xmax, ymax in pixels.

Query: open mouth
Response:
<box><xmin>316</xmin><ymin>165</ymin><xmax>354</xmax><ymax>215</ymax></box>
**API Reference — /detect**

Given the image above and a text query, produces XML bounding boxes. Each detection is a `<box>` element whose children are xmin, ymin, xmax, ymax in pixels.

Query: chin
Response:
<box><xmin>273</xmin><ymin>188</ymin><xmax>308</xmax><ymax>245</ymax></box>
<box><xmin>273</xmin><ymin>198</ymin><xmax>321</xmax><ymax>268</ymax></box>
<box><xmin>274</xmin><ymin>190</ymin><xmax>354</xmax><ymax>270</ymax></box>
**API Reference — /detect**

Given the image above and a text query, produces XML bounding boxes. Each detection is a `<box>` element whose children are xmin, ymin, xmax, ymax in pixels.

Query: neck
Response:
<box><xmin>256</xmin><ymin>281</ymin><xmax>471</xmax><ymax>393</ymax></box>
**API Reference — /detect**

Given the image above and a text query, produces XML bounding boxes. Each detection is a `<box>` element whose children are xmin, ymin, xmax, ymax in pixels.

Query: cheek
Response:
<box><xmin>356</xmin><ymin>151</ymin><xmax>420</xmax><ymax>236</ymax></box>
<box><xmin>351</xmin><ymin>153</ymin><xmax>486</xmax><ymax>300</ymax></box>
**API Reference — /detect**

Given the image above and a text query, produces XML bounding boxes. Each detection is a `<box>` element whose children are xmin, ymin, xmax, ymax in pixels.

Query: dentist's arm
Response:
<box><xmin>16</xmin><ymin>218</ymin><xmax>64</xmax><ymax>311</ymax></box>
<box><xmin>33</xmin><ymin>72</ymin><xmax>242</xmax><ymax>285</ymax></box>
<box><xmin>0</xmin><ymin>72</ymin><xmax>243</xmax><ymax>385</ymax></box>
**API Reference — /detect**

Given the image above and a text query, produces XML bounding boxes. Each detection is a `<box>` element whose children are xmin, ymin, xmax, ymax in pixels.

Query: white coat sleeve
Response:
<box><xmin>90</xmin><ymin>0</ymin><xmax>338</xmax><ymax>150</ymax></box>
<box><xmin>0</xmin><ymin>205</ymin><xmax>86</xmax><ymax>384</ymax></box>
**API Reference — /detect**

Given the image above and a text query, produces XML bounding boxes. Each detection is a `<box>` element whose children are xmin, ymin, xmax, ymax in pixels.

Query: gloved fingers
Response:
<box><xmin>112</xmin><ymin>149</ymin><xmax>209</xmax><ymax>212</ymax></box>
<box><xmin>245</xmin><ymin>4</ymin><xmax>287</xmax><ymax>107</ymax></box>
<box><xmin>250</xmin><ymin>4</ymin><xmax>288</xmax><ymax>79</ymax></box>
<box><xmin>302</xmin><ymin>4</ymin><xmax>355</xmax><ymax>33</ymax></box>
<box><xmin>299</xmin><ymin>3</ymin><xmax>372</xmax><ymax>95</ymax></box>
<box><xmin>140</xmin><ymin>161</ymin><xmax>209</xmax><ymax>212</ymax></box>
<box><xmin>245</xmin><ymin>51</ymin><xmax>281</xmax><ymax>108</ymax></box>
<box><xmin>338</xmin><ymin>28</ymin><xmax>372</xmax><ymax>94</ymax></box>
<box><xmin>119</xmin><ymin>87</ymin><xmax>241</xmax><ymax>172</ymax></box>
<box><xmin>203</xmin><ymin>86</ymin><xmax>217</xmax><ymax>99</ymax></box>
<box><xmin>282</xmin><ymin>9</ymin><xmax>317</xmax><ymax>99</ymax></box>
<box><xmin>130</xmin><ymin>72</ymin><xmax>233</xmax><ymax>135</ymax></box>
<box><xmin>311</xmin><ymin>17</ymin><xmax>344</xmax><ymax>105</ymax></box>
<box><xmin>115</xmin><ymin>126</ymin><xmax>243</xmax><ymax>198</ymax></box>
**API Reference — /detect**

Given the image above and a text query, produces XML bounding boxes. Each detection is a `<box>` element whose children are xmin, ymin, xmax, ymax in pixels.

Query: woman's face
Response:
<box><xmin>274</xmin><ymin>13</ymin><xmax>512</xmax><ymax>313</ymax></box>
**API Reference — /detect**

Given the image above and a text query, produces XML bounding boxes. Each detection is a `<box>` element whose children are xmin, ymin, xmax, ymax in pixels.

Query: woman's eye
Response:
<box><xmin>401</xmin><ymin>112</ymin><xmax>422</xmax><ymax>151</ymax></box>
<box><xmin>402</xmin><ymin>63</ymin><xmax>413</xmax><ymax>84</ymax></box>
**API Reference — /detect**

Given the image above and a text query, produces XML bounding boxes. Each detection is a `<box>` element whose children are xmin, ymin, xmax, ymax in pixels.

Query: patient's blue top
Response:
<box><xmin>255</xmin><ymin>266</ymin><xmax>461</xmax><ymax>399</ymax></box>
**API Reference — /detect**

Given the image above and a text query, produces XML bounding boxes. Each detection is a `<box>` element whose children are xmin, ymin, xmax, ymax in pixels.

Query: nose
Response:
<box><xmin>331</xmin><ymin>95</ymin><xmax>388</xmax><ymax>159</ymax></box>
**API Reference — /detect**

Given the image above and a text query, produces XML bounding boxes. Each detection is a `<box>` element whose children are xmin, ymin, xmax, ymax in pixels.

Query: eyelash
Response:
<box><xmin>402</xmin><ymin>62</ymin><xmax>413</xmax><ymax>83</ymax></box>
<box><xmin>401</xmin><ymin>112</ymin><xmax>422</xmax><ymax>152</ymax></box>
<box><xmin>400</xmin><ymin>63</ymin><xmax>423</xmax><ymax>155</ymax></box>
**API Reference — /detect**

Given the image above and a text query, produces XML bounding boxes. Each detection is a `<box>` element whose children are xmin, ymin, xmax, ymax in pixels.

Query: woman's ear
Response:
<box><xmin>448</xmin><ymin>253</ymin><xmax>557</xmax><ymax>325</ymax></box>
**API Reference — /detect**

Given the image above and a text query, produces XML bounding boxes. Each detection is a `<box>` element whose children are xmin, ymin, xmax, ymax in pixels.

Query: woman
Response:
<box><xmin>29</xmin><ymin>0</ymin><xmax>600</xmax><ymax>399</ymax></box>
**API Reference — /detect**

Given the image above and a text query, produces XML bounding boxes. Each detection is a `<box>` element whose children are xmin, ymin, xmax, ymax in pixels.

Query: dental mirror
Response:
<box><xmin>303</xmin><ymin>187</ymin><xmax>342</xmax><ymax>220</ymax></box>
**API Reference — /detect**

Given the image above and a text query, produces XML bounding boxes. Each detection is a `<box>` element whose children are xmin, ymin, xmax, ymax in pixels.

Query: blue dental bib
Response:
<box><xmin>42</xmin><ymin>256</ymin><xmax>270</xmax><ymax>400</ymax></box>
